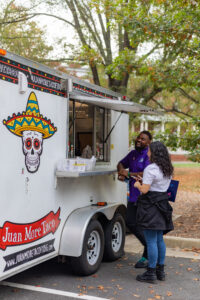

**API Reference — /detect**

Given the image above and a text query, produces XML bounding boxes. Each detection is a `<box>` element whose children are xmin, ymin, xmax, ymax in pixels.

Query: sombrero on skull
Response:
<box><xmin>3</xmin><ymin>92</ymin><xmax>57</xmax><ymax>139</ymax></box>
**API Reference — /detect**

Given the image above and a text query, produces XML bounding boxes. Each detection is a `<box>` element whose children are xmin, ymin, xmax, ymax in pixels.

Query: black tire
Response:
<box><xmin>70</xmin><ymin>219</ymin><xmax>104</xmax><ymax>276</ymax></box>
<box><xmin>104</xmin><ymin>213</ymin><xmax>126</xmax><ymax>261</ymax></box>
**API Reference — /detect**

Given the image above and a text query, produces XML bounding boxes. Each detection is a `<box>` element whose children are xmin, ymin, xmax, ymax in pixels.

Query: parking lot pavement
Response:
<box><xmin>0</xmin><ymin>250</ymin><xmax>200</xmax><ymax>300</ymax></box>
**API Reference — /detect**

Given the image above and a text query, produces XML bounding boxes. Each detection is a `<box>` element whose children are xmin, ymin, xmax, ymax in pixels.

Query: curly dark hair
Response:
<box><xmin>149</xmin><ymin>141</ymin><xmax>174</xmax><ymax>178</ymax></box>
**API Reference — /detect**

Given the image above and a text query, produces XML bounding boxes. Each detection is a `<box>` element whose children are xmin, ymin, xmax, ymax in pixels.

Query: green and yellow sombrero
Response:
<box><xmin>3</xmin><ymin>92</ymin><xmax>57</xmax><ymax>139</ymax></box>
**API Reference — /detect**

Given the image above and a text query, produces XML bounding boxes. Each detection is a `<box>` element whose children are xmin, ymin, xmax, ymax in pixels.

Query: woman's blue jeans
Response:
<box><xmin>143</xmin><ymin>229</ymin><xmax>166</xmax><ymax>268</ymax></box>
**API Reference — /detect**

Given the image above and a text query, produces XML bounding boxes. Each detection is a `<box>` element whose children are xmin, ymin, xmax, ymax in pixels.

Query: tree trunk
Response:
<box><xmin>121</xmin><ymin>72</ymin><xmax>129</xmax><ymax>93</ymax></box>
<box><xmin>108</xmin><ymin>75</ymin><xmax>129</xmax><ymax>93</ymax></box>
<box><xmin>89</xmin><ymin>62</ymin><xmax>100</xmax><ymax>86</ymax></box>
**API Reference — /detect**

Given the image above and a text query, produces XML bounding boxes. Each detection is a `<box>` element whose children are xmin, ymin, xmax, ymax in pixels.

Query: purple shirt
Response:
<box><xmin>120</xmin><ymin>148</ymin><xmax>150</xmax><ymax>203</ymax></box>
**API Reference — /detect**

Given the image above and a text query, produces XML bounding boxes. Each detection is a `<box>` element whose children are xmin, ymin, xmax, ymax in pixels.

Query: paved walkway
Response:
<box><xmin>125</xmin><ymin>235</ymin><xmax>200</xmax><ymax>260</ymax></box>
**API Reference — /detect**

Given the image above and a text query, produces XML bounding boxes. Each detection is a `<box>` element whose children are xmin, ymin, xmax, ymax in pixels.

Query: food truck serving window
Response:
<box><xmin>68</xmin><ymin>100</ymin><xmax>110</xmax><ymax>162</ymax></box>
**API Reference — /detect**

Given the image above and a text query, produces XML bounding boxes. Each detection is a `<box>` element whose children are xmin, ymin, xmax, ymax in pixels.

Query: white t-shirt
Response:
<box><xmin>143</xmin><ymin>163</ymin><xmax>171</xmax><ymax>192</ymax></box>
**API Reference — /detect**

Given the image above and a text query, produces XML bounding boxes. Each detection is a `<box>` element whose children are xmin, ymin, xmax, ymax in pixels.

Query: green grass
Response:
<box><xmin>173</xmin><ymin>162</ymin><xmax>200</xmax><ymax>168</ymax></box>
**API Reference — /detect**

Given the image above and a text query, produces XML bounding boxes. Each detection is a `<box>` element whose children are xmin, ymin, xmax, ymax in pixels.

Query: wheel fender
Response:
<box><xmin>59</xmin><ymin>203</ymin><xmax>125</xmax><ymax>257</ymax></box>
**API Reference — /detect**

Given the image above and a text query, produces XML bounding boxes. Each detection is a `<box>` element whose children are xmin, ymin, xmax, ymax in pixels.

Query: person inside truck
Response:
<box><xmin>81</xmin><ymin>145</ymin><xmax>93</xmax><ymax>158</ymax></box>
<box><xmin>117</xmin><ymin>131</ymin><xmax>152</xmax><ymax>268</ymax></box>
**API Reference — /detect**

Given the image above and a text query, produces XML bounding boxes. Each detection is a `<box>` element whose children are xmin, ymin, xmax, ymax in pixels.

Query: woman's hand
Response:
<box><xmin>135</xmin><ymin>175</ymin><xmax>143</xmax><ymax>184</ymax></box>
<box><xmin>134</xmin><ymin>181</ymin><xmax>151</xmax><ymax>194</ymax></box>
<box><xmin>134</xmin><ymin>181</ymin><xmax>141</xmax><ymax>189</ymax></box>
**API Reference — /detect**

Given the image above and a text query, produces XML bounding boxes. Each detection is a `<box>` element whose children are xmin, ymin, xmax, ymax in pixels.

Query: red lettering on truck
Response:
<box><xmin>0</xmin><ymin>208</ymin><xmax>61</xmax><ymax>250</ymax></box>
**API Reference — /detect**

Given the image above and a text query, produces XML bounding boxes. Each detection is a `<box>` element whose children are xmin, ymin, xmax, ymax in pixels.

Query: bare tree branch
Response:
<box><xmin>178</xmin><ymin>87</ymin><xmax>200</xmax><ymax>104</ymax></box>
<box><xmin>133</xmin><ymin>86</ymin><xmax>163</xmax><ymax>105</ymax></box>
<box><xmin>118</xmin><ymin>24</ymin><xmax>123</xmax><ymax>52</ymax></box>
<box><xmin>2</xmin><ymin>0</ymin><xmax>15</xmax><ymax>22</ymax></box>
<box><xmin>81</xmin><ymin>2</ymin><xmax>103</xmax><ymax>47</ymax></box>
<box><xmin>98</xmin><ymin>13</ymin><xmax>107</xmax><ymax>46</ymax></box>
<box><xmin>97</xmin><ymin>12</ymin><xmax>112</xmax><ymax>64</ymax></box>
<box><xmin>143</xmin><ymin>87</ymin><xmax>163</xmax><ymax>104</ymax></box>
<box><xmin>0</xmin><ymin>15</ymin><xmax>35</xmax><ymax>25</ymax></box>
<box><xmin>105</xmin><ymin>12</ymin><xmax>112</xmax><ymax>63</ymax></box>
<box><xmin>28</xmin><ymin>12</ymin><xmax>76</xmax><ymax>28</ymax></box>
<box><xmin>65</xmin><ymin>0</ymin><xmax>87</xmax><ymax>45</ymax></box>
<box><xmin>139</xmin><ymin>43</ymin><xmax>161</xmax><ymax>62</ymax></box>
<box><xmin>38</xmin><ymin>58</ymin><xmax>87</xmax><ymax>63</ymax></box>
<box><xmin>65</xmin><ymin>0</ymin><xmax>100</xmax><ymax>85</ymax></box>
<box><xmin>74</xmin><ymin>0</ymin><xmax>106</xmax><ymax>62</ymax></box>
<box><xmin>2</xmin><ymin>36</ymin><xmax>44</xmax><ymax>40</ymax></box>
<box><xmin>151</xmin><ymin>97</ymin><xmax>193</xmax><ymax>118</ymax></box>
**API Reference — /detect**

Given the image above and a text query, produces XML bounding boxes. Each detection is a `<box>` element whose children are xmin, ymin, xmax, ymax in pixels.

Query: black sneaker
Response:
<box><xmin>135</xmin><ymin>257</ymin><xmax>148</xmax><ymax>268</ymax></box>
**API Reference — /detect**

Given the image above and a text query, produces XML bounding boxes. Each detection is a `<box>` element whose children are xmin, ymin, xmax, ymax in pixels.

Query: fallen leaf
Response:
<box><xmin>190</xmin><ymin>253</ymin><xmax>199</xmax><ymax>262</ymax></box>
<box><xmin>149</xmin><ymin>290</ymin><xmax>155</xmax><ymax>294</ymax></box>
<box><xmin>122</xmin><ymin>256</ymin><xmax>128</xmax><ymax>260</ymax></box>
<box><xmin>175</xmin><ymin>271</ymin><xmax>182</xmax><ymax>275</ymax></box>
<box><xmin>132</xmin><ymin>294</ymin><xmax>140</xmax><ymax>298</ymax></box>
<box><xmin>187</xmin><ymin>267</ymin><xmax>193</xmax><ymax>271</ymax></box>
<box><xmin>167</xmin><ymin>291</ymin><xmax>172</xmax><ymax>297</ymax></box>
<box><xmin>92</xmin><ymin>274</ymin><xmax>98</xmax><ymax>278</ymax></box>
<box><xmin>116</xmin><ymin>284</ymin><xmax>123</xmax><ymax>290</ymax></box>
<box><xmin>155</xmin><ymin>295</ymin><xmax>161</xmax><ymax>299</ymax></box>
<box><xmin>193</xmin><ymin>278</ymin><xmax>200</xmax><ymax>281</ymax></box>
<box><xmin>192</xmin><ymin>247</ymin><xmax>200</xmax><ymax>253</ymax></box>
<box><xmin>182</xmin><ymin>248</ymin><xmax>191</xmax><ymax>252</ymax></box>
<box><xmin>81</xmin><ymin>285</ymin><xmax>86</xmax><ymax>290</ymax></box>
<box><xmin>98</xmin><ymin>285</ymin><xmax>104</xmax><ymax>290</ymax></box>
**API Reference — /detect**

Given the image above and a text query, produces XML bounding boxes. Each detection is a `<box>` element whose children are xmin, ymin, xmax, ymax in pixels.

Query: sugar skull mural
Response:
<box><xmin>3</xmin><ymin>92</ymin><xmax>57</xmax><ymax>173</ymax></box>
<box><xmin>22</xmin><ymin>131</ymin><xmax>43</xmax><ymax>173</ymax></box>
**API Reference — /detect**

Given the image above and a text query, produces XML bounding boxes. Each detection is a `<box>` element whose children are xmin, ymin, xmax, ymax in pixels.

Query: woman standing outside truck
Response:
<box><xmin>134</xmin><ymin>141</ymin><xmax>174</xmax><ymax>284</ymax></box>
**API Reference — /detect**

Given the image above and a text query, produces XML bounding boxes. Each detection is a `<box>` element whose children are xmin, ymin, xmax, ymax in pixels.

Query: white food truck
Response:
<box><xmin>0</xmin><ymin>49</ymin><xmax>157</xmax><ymax>280</ymax></box>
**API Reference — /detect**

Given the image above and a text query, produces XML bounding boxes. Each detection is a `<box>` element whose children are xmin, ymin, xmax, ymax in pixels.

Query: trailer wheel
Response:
<box><xmin>104</xmin><ymin>214</ymin><xmax>126</xmax><ymax>261</ymax></box>
<box><xmin>70</xmin><ymin>220</ymin><xmax>104</xmax><ymax>276</ymax></box>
